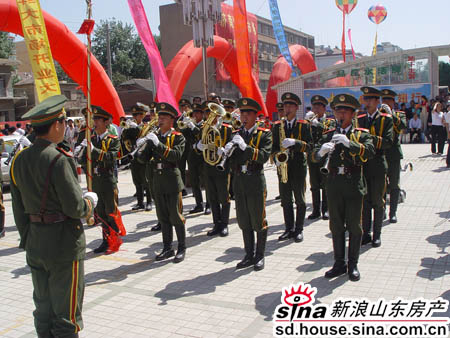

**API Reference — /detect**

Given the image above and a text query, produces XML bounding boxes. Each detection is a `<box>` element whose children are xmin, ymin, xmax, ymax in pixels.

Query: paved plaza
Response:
<box><xmin>0</xmin><ymin>143</ymin><xmax>449</xmax><ymax>337</ymax></box>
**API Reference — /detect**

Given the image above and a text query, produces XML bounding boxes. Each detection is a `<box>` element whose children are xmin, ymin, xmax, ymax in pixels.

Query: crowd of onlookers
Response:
<box><xmin>0</xmin><ymin>123</ymin><xmax>31</xmax><ymax>137</ymax></box>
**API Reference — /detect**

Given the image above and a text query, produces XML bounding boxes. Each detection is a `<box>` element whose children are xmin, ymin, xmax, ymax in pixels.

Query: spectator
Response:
<box><xmin>444</xmin><ymin>107</ymin><xmax>450</xmax><ymax>168</ymax></box>
<box><xmin>409</xmin><ymin>113</ymin><xmax>422</xmax><ymax>143</ymax></box>
<box><xmin>25</xmin><ymin>123</ymin><xmax>32</xmax><ymax>135</ymax></box>
<box><xmin>2</xmin><ymin>123</ymin><xmax>10</xmax><ymax>135</ymax></box>
<box><xmin>430</xmin><ymin>102</ymin><xmax>446</xmax><ymax>154</ymax></box>
<box><xmin>15</xmin><ymin>123</ymin><xmax>25</xmax><ymax>135</ymax></box>
<box><xmin>64</xmin><ymin>119</ymin><xmax>78</xmax><ymax>150</ymax></box>
<box><xmin>10</xmin><ymin>127</ymin><xmax>20</xmax><ymax>136</ymax></box>
<box><xmin>420</xmin><ymin>96</ymin><xmax>430</xmax><ymax>141</ymax></box>
<box><xmin>106</xmin><ymin>117</ymin><xmax>119</xmax><ymax>136</ymax></box>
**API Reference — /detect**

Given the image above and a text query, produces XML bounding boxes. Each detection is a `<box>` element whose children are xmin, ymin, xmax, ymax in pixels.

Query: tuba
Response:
<box><xmin>202</xmin><ymin>102</ymin><xmax>225</xmax><ymax>166</ymax></box>
<box><xmin>275</xmin><ymin>118</ymin><xmax>289</xmax><ymax>183</ymax></box>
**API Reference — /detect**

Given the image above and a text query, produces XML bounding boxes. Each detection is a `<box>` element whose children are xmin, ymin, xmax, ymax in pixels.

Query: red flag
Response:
<box><xmin>341</xmin><ymin>12</ymin><xmax>346</xmax><ymax>62</ymax></box>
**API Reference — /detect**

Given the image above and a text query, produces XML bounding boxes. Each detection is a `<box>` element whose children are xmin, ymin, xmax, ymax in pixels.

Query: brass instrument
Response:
<box><xmin>276</xmin><ymin>118</ymin><xmax>289</xmax><ymax>183</ymax></box>
<box><xmin>120</xmin><ymin>120</ymin><xmax>127</xmax><ymax>128</ymax></box>
<box><xmin>177</xmin><ymin>109</ymin><xmax>194</xmax><ymax>129</ymax></box>
<box><xmin>202</xmin><ymin>102</ymin><xmax>226</xmax><ymax>165</ymax></box>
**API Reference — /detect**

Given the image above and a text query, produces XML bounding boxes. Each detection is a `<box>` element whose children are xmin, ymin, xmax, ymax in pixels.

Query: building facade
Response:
<box><xmin>0</xmin><ymin>59</ymin><xmax>26</xmax><ymax>122</ymax></box>
<box><xmin>160</xmin><ymin>3</ymin><xmax>314</xmax><ymax>101</ymax></box>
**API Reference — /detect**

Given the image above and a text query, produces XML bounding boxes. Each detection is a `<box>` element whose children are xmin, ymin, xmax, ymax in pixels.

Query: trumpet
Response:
<box><xmin>177</xmin><ymin>109</ymin><xmax>194</xmax><ymax>129</ymax></box>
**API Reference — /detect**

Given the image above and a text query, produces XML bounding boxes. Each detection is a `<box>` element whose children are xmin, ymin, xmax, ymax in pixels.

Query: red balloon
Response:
<box><xmin>265</xmin><ymin>45</ymin><xmax>317</xmax><ymax>119</ymax></box>
<box><xmin>166</xmin><ymin>36</ymin><xmax>268</xmax><ymax>117</ymax></box>
<box><xmin>0</xmin><ymin>0</ymin><xmax>125</xmax><ymax>123</ymax></box>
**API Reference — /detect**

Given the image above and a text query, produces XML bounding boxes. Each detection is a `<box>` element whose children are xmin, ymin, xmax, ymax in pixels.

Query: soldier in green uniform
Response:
<box><xmin>10</xmin><ymin>95</ymin><xmax>97</xmax><ymax>337</ymax></box>
<box><xmin>272</xmin><ymin>92</ymin><xmax>313</xmax><ymax>243</ymax></box>
<box><xmin>306</xmin><ymin>95</ymin><xmax>336</xmax><ymax>220</ymax></box>
<box><xmin>273</xmin><ymin>102</ymin><xmax>285</xmax><ymax>201</ymax></box>
<box><xmin>129</xmin><ymin>104</ymin><xmax>152</xmax><ymax>211</ymax></box>
<box><xmin>312</xmin><ymin>94</ymin><xmax>375</xmax><ymax>281</ymax></box>
<box><xmin>225</xmin><ymin>98</ymin><xmax>272</xmax><ymax>271</ymax></box>
<box><xmin>380</xmin><ymin>89</ymin><xmax>407</xmax><ymax>223</ymax></box>
<box><xmin>197</xmin><ymin>104</ymin><xmax>233</xmax><ymax>237</ymax></box>
<box><xmin>178</xmin><ymin>99</ymin><xmax>191</xmax><ymax>197</ymax></box>
<box><xmin>180</xmin><ymin>103</ymin><xmax>206</xmax><ymax>214</ymax></box>
<box><xmin>356</xmin><ymin>87</ymin><xmax>394</xmax><ymax>247</ymax></box>
<box><xmin>77</xmin><ymin>107</ymin><xmax>123</xmax><ymax>254</ymax></box>
<box><xmin>222</xmin><ymin>99</ymin><xmax>236</xmax><ymax>200</ymax></box>
<box><xmin>139</xmin><ymin>102</ymin><xmax>187</xmax><ymax>263</ymax></box>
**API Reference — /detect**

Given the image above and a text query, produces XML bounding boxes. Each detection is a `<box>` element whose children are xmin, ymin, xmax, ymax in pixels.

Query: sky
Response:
<box><xmin>12</xmin><ymin>0</ymin><xmax>450</xmax><ymax>60</ymax></box>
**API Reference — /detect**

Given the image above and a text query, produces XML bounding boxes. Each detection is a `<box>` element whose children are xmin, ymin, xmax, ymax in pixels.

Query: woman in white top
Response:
<box><xmin>430</xmin><ymin>102</ymin><xmax>445</xmax><ymax>154</ymax></box>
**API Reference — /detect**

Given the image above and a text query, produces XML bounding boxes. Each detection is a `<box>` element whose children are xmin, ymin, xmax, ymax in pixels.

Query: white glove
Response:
<box><xmin>282</xmin><ymin>138</ymin><xmax>296</xmax><ymax>148</ymax></box>
<box><xmin>146</xmin><ymin>132</ymin><xmax>159</xmax><ymax>146</ymax></box>
<box><xmin>196</xmin><ymin>140</ymin><xmax>205</xmax><ymax>151</ymax></box>
<box><xmin>19</xmin><ymin>136</ymin><xmax>31</xmax><ymax>147</ymax></box>
<box><xmin>380</xmin><ymin>103</ymin><xmax>392</xmax><ymax>115</ymax></box>
<box><xmin>128</xmin><ymin>121</ymin><xmax>138</xmax><ymax>128</ymax></box>
<box><xmin>318</xmin><ymin>142</ymin><xmax>335</xmax><ymax>157</ymax></box>
<box><xmin>217</xmin><ymin>147</ymin><xmax>225</xmax><ymax>157</ymax></box>
<box><xmin>224</xmin><ymin>141</ymin><xmax>234</xmax><ymax>155</ymax></box>
<box><xmin>136</xmin><ymin>137</ymin><xmax>146</xmax><ymax>148</ymax></box>
<box><xmin>332</xmin><ymin>134</ymin><xmax>350</xmax><ymax>148</ymax></box>
<box><xmin>232</xmin><ymin>134</ymin><xmax>246</xmax><ymax>151</ymax></box>
<box><xmin>311</xmin><ymin>119</ymin><xmax>320</xmax><ymax>127</ymax></box>
<box><xmin>80</xmin><ymin>138</ymin><xmax>92</xmax><ymax>148</ymax></box>
<box><xmin>187</xmin><ymin>121</ymin><xmax>195</xmax><ymax>130</ymax></box>
<box><xmin>83</xmin><ymin>191</ymin><xmax>98</xmax><ymax>208</ymax></box>
<box><xmin>74</xmin><ymin>145</ymin><xmax>83</xmax><ymax>157</ymax></box>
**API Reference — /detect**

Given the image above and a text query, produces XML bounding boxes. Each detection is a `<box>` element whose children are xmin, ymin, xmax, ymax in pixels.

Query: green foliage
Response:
<box><xmin>439</xmin><ymin>61</ymin><xmax>450</xmax><ymax>88</ymax></box>
<box><xmin>91</xmin><ymin>19</ymin><xmax>160</xmax><ymax>86</ymax></box>
<box><xmin>0</xmin><ymin>32</ymin><xmax>14</xmax><ymax>59</ymax></box>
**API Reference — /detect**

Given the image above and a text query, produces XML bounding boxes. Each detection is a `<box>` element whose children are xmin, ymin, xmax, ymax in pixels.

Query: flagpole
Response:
<box><xmin>85</xmin><ymin>0</ymin><xmax>93</xmax><ymax>193</ymax></box>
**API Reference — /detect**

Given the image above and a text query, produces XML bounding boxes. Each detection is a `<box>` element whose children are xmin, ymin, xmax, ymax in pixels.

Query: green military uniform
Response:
<box><xmin>129</xmin><ymin>105</ymin><xmax>152</xmax><ymax>210</ymax></box>
<box><xmin>313</xmin><ymin>94</ymin><xmax>375</xmax><ymax>281</ymax></box>
<box><xmin>307</xmin><ymin>95</ymin><xmax>336</xmax><ymax>220</ymax></box>
<box><xmin>272</xmin><ymin>92</ymin><xmax>313</xmax><ymax>243</ymax></box>
<box><xmin>177</xmin><ymin>99</ymin><xmax>192</xmax><ymax>197</ymax></box>
<box><xmin>79</xmin><ymin>107</ymin><xmax>123</xmax><ymax>254</ymax></box>
<box><xmin>140</xmin><ymin>103</ymin><xmax>187</xmax><ymax>262</ymax></box>
<box><xmin>10</xmin><ymin>95</ymin><xmax>93</xmax><ymax>337</ymax></box>
<box><xmin>180</xmin><ymin>104</ymin><xmax>205</xmax><ymax>213</ymax></box>
<box><xmin>228</xmin><ymin>98</ymin><xmax>272</xmax><ymax>271</ymax></box>
<box><xmin>203</xmin><ymin>122</ymin><xmax>233</xmax><ymax>236</ymax></box>
<box><xmin>381</xmin><ymin>89</ymin><xmax>407</xmax><ymax>223</ymax></box>
<box><xmin>356</xmin><ymin>87</ymin><xmax>394</xmax><ymax>247</ymax></box>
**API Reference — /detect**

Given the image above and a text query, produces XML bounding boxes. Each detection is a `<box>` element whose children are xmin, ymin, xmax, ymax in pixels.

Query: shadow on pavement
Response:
<box><xmin>154</xmin><ymin>266</ymin><xmax>252</xmax><ymax>305</ymax></box>
<box><xmin>296</xmin><ymin>251</ymin><xmax>333</xmax><ymax>273</ymax></box>
<box><xmin>10</xmin><ymin>265</ymin><xmax>30</xmax><ymax>278</ymax></box>
<box><xmin>426</xmin><ymin>230</ymin><xmax>449</xmax><ymax>254</ymax></box>
<box><xmin>416</xmin><ymin>254</ymin><xmax>449</xmax><ymax>281</ymax></box>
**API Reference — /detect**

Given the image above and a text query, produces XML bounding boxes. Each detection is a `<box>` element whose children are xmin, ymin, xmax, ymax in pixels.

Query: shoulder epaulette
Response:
<box><xmin>326</xmin><ymin>117</ymin><xmax>335</xmax><ymax>120</ymax></box>
<box><xmin>298</xmin><ymin>119</ymin><xmax>308</xmax><ymax>124</ymax></box>
<box><xmin>172</xmin><ymin>131</ymin><xmax>181</xmax><ymax>135</ymax></box>
<box><xmin>323</xmin><ymin>128</ymin><xmax>336</xmax><ymax>134</ymax></box>
<box><xmin>222</xmin><ymin>123</ymin><xmax>232</xmax><ymax>128</ymax></box>
<box><xmin>357</xmin><ymin>114</ymin><xmax>366</xmax><ymax>119</ymax></box>
<box><xmin>355</xmin><ymin>128</ymin><xmax>369</xmax><ymax>133</ymax></box>
<box><xmin>380</xmin><ymin>113</ymin><xmax>392</xmax><ymax>117</ymax></box>
<box><xmin>107</xmin><ymin>134</ymin><xmax>118</xmax><ymax>139</ymax></box>
<box><xmin>56</xmin><ymin>146</ymin><xmax>73</xmax><ymax>157</ymax></box>
<box><xmin>274</xmin><ymin>120</ymin><xmax>282</xmax><ymax>125</ymax></box>
<box><xmin>257</xmin><ymin>127</ymin><xmax>270</xmax><ymax>132</ymax></box>
<box><xmin>232</xmin><ymin>129</ymin><xmax>240</xmax><ymax>134</ymax></box>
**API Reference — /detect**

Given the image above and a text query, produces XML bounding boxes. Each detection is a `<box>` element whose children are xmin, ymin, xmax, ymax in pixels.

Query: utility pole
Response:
<box><xmin>106</xmin><ymin>21</ymin><xmax>113</xmax><ymax>80</ymax></box>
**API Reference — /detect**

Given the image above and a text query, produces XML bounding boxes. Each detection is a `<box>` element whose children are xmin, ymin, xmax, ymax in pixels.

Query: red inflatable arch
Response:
<box><xmin>166</xmin><ymin>36</ymin><xmax>268</xmax><ymax>117</ymax></box>
<box><xmin>0</xmin><ymin>0</ymin><xmax>124</xmax><ymax>123</ymax></box>
<box><xmin>265</xmin><ymin>45</ymin><xmax>317</xmax><ymax>120</ymax></box>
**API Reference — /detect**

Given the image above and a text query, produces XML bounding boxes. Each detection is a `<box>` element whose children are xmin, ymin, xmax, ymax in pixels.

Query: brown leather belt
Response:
<box><xmin>29</xmin><ymin>213</ymin><xmax>69</xmax><ymax>224</ymax></box>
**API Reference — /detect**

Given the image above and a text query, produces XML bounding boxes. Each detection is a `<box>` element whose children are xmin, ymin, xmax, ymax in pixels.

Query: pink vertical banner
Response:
<box><xmin>127</xmin><ymin>0</ymin><xmax>179</xmax><ymax>115</ymax></box>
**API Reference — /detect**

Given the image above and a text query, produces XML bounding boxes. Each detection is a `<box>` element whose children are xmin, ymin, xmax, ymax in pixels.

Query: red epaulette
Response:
<box><xmin>222</xmin><ymin>123</ymin><xmax>232</xmax><ymax>128</ymax></box>
<box><xmin>326</xmin><ymin>117</ymin><xmax>335</xmax><ymax>120</ymax></box>
<box><xmin>232</xmin><ymin>129</ymin><xmax>240</xmax><ymax>134</ymax></box>
<box><xmin>257</xmin><ymin>127</ymin><xmax>270</xmax><ymax>132</ymax></box>
<box><xmin>273</xmin><ymin>120</ymin><xmax>282</xmax><ymax>125</ymax></box>
<box><xmin>380</xmin><ymin>113</ymin><xmax>392</xmax><ymax>117</ymax></box>
<box><xmin>298</xmin><ymin>119</ymin><xmax>308</xmax><ymax>124</ymax></box>
<box><xmin>355</xmin><ymin>128</ymin><xmax>369</xmax><ymax>132</ymax></box>
<box><xmin>107</xmin><ymin>134</ymin><xmax>118</xmax><ymax>139</ymax></box>
<box><xmin>323</xmin><ymin>128</ymin><xmax>336</xmax><ymax>134</ymax></box>
<box><xmin>357</xmin><ymin>114</ymin><xmax>366</xmax><ymax>119</ymax></box>
<box><xmin>172</xmin><ymin>131</ymin><xmax>181</xmax><ymax>135</ymax></box>
<box><xmin>56</xmin><ymin>147</ymin><xmax>73</xmax><ymax>157</ymax></box>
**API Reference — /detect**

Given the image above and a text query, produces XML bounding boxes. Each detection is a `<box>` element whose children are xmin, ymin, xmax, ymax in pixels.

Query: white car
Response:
<box><xmin>1</xmin><ymin>134</ymin><xmax>24</xmax><ymax>187</ymax></box>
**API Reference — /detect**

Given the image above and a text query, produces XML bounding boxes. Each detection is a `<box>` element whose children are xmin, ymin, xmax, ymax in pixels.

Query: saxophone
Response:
<box><xmin>276</xmin><ymin>118</ymin><xmax>289</xmax><ymax>183</ymax></box>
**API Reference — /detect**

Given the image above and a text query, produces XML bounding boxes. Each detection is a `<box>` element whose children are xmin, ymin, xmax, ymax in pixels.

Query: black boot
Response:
<box><xmin>361</xmin><ymin>201</ymin><xmax>372</xmax><ymax>245</ymax></box>
<box><xmin>308</xmin><ymin>190</ymin><xmax>321</xmax><ymax>220</ymax></box>
<box><xmin>204</xmin><ymin>202</ymin><xmax>211</xmax><ymax>215</ymax></box>
<box><xmin>389</xmin><ymin>189</ymin><xmax>400</xmax><ymax>223</ymax></box>
<box><xmin>220</xmin><ymin>202</ymin><xmax>230</xmax><ymax>237</ymax></box>
<box><xmin>348</xmin><ymin>233</ymin><xmax>362</xmax><ymax>281</ymax></box>
<box><xmin>207</xmin><ymin>202</ymin><xmax>222</xmax><ymax>236</ymax></box>
<box><xmin>145</xmin><ymin>188</ymin><xmax>152</xmax><ymax>211</ymax></box>
<box><xmin>236</xmin><ymin>230</ymin><xmax>255</xmax><ymax>269</ymax></box>
<box><xmin>189</xmin><ymin>187</ymin><xmax>204</xmax><ymax>214</ymax></box>
<box><xmin>151</xmin><ymin>222</ymin><xmax>161</xmax><ymax>231</ymax></box>
<box><xmin>325</xmin><ymin>232</ymin><xmax>347</xmax><ymax>278</ymax></box>
<box><xmin>0</xmin><ymin>209</ymin><xmax>5</xmax><ymax>238</ymax></box>
<box><xmin>156</xmin><ymin>224</ymin><xmax>174</xmax><ymax>261</ymax></box>
<box><xmin>132</xmin><ymin>185</ymin><xmax>145</xmax><ymax>210</ymax></box>
<box><xmin>93</xmin><ymin>239</ymin><xmax>108</xmax><ymax>253</ymax></box>
<box><xmin>254</xmin><ymin>229</ymin><xmax>268</xmax><ymax>271</ymax></box>
<box><xmin>294</xmin><ymin>205</ymin><xmax>306</xmax><ymax>243</ymax></box>
<box><xmin>174</xmin><ymin>224</ymin><xmax>186</xmax><ymax>263</ymax></box>
<box><xmin>372</xmin><ymin>207</ymin><xmax>383</xmax><ymax>247</ymax></box>
<box><xmin>279</xmin><ymin>204</ymin><xmax>294</xmax><ymax>241</ymax></box>
<box><xmin>321</xmin><ymin>189</ymin><xmax>329</xmax><ymax>220</ymax></box>
<box><xmin>156</xmin><ymin>246</ymin><xmax>175</xmax><ymax>261</ymax></box>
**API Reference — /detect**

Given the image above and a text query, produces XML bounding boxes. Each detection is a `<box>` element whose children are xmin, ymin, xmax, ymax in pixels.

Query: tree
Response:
<box><xmin>439</xmin><ymin>61</ymin><xmax>450</xmax><ymax>88</ymax></box>
<box><xmin>91</xmin><ymin>19</ymin><xmax>160</xmax><ymax>86</ymax></box>
<box><xmin>0</xmin><ymin>32</ymin><xmax>14</xmax><ymax>59</ymax></box>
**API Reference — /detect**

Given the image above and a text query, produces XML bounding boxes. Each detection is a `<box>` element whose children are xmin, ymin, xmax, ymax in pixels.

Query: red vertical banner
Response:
<box><xmin>233</xmin><ymin>0</ymin><xmax>254</xmax><ymax>98</ymax></box>
<box><xmin>341</xmin><ymin>12</ymin><xmax>346</xmax><ymax>62</ymax></box>
<box><xmin>215</xmin><ymin>3</ymin><xmax>258</xmax><ymax>82</ymax></box>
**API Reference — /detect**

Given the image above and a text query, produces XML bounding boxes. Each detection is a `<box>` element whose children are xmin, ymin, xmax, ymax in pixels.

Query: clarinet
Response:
<box><xmin>320</xmin><ymin>120</ymin><xmax>342</xmax><ymax>175</ymax></box>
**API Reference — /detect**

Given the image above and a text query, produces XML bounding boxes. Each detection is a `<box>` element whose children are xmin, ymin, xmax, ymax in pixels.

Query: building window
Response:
<box><xmin>272</xmin><ymin>45</ymin><xmax>278</xmax><ymax>56</ymax></box>
<box><xmin>64</xmin><ymin>91</ymin><xmax>71</xmax><ymax>100</ymax></box>
<box><xmin>258</xmin><ymin>22</ymin><xmax>263</xmax><ymax>34</ymax></box>
<box><xmin>259</xmin><ymin>60</ymin><xmax>265</xmax><ymax>72</ymax></box>
<box><xmin>0</xmin><ymin>78</ymin><xmax>5</xmax><ymax>97</ymax></box>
